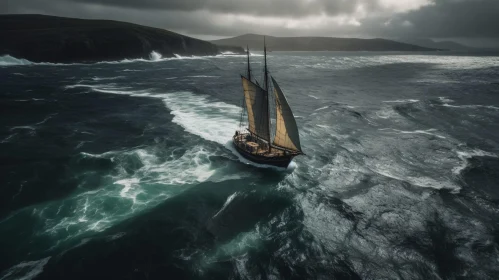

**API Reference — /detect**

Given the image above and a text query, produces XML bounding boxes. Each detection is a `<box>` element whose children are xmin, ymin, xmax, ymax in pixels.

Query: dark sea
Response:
<box><xmin>1</xmin><ymin>51</ymin><xmax>499</xmax><ymax>280</ymax></box>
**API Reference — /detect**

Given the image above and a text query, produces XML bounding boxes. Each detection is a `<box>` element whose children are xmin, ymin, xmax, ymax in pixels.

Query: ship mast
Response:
<box><xmin>264</xmin><ymin>37</ymin><xmax>272</xmax><ymax>153</ymax></box>
<box><xmin>246</xmin><ymin>45</ymin><xmax>251</xmax><ymax>81</ymax></box>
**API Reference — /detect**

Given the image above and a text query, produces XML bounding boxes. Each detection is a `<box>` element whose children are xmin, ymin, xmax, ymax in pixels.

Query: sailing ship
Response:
<box><xmin>233</xmin><ymin>39</ymin><xmax>304</xmax><ymax>168</ymax></box>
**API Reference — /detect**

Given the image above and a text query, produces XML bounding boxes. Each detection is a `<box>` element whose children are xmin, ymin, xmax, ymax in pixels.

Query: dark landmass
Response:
<box><xmin>0</xmin><ymin>14</ymin><xmax>244</xmax><ymax>63</ymax></box>
<box><xmin>212</xmin><ymin>34</ymin><xmax>442</xmax><ymax>52</ymax></box>
<box><xmin>397</xmin><ymin>38</ymin><xmax>472</xmax><ymax>51</ymax></box>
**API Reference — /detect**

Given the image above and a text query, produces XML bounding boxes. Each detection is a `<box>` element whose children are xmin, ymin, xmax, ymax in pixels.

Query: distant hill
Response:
<box><xmin>396</xmin><ymin>38</ymin><xmax>471</xmax><ymax>51</ymax></box>
<box><xmin>211</xmin><ymin>34</ymin><xmax>442</xmax><ymax>52</ymax></box>
<box><xmin>0</xmin><ymin>14</ymin><xmax>244</xmax><ymax>63</ymax></box>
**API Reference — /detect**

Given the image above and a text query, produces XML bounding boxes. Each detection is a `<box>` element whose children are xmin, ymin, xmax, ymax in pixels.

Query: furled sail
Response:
<box><xmin>272</xmin><ymin>77</ymin><xmax>302</xmax><ymax>153</ymax></box>
<box><xmin>241</xmin><ymin>76</ymin><xmax>270</xmax><ymax>141</ymax></box>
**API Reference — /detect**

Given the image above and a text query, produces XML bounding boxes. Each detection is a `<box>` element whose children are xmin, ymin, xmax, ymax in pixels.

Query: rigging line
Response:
<box><xmin>239</xmin><ymin>94</ymin><xmax>245</xmax><ymax>130</ymax></box>
<box><xmin>264</xmin><ymin>36</ymin><xmax>272</xmax><ymax>152</ymax></box>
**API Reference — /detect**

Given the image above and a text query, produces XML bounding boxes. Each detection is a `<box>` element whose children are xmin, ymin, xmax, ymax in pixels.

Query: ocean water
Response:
<box><xmin>1</xmin><ymin>51</ymin><xmax>499</xmax><ymax>279</ymax></box>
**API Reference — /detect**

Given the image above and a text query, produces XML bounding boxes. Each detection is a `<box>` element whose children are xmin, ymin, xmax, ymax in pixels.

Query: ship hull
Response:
<box><xmin>233</xmin><ymin>141</ymin><xmax>294</xmax><ymax>168</ymax></box>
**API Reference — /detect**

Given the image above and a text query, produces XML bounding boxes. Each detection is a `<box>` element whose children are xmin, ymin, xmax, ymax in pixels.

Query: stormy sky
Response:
<box><xmin>2</xmin><ymin>0</ymin><xmax>498</xmax><ymax>47</ymax></box>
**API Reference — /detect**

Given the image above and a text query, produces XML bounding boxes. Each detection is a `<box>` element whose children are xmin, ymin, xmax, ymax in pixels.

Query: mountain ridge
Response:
<box><xmin>0</xmin><ymin>14</ymin><xmax>244</xmax><ymax>63</ymax></box>
<box><xmin>212</xmin><ymin>34</ymin><xmax>443</xmax><ymax>52</ymax></box>
<box><xmin>396</xmin><ymin>38</ymin><xmax>472</xmax><ymax>51</ymax></box>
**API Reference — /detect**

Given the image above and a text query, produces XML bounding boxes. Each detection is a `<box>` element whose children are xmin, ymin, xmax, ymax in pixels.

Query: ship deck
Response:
<box><xmin>233</xmin><ymin>132</ymin><xmax>293</xmax><ymax>158</ymax></box>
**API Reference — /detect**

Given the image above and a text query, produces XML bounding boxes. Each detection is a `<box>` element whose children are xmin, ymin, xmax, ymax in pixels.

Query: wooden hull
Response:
<box><xmin>233</xmin><ymin>140</ymin><xmax>294</xmax><ymax>168</ymax></box>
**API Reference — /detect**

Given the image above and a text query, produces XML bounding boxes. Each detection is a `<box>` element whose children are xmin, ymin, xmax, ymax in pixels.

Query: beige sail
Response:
<box><xmin>241</xmin><ymin>76</ymin><xmax>270</xmax><ymax>140</ymax></box>
<box><xmin>272</xmin><ymin>77</ymin><xmax>302</xmax><ymax>153</ymax></box>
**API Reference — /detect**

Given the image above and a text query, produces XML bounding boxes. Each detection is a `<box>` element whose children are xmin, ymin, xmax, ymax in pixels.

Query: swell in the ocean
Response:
<box><xmin>0</xmin><ymin>51</ymin><xmax>252</xmax><ymax>66</ymax></box>
<box><xmin>2</xmin><ymin>51</ymin><xmax>499</xmax><ymax>280</ymax></box>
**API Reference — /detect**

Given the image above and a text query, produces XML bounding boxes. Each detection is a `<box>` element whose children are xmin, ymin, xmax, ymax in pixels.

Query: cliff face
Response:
<box><xmin>212</xmin><ymin>34</ymin><xmax>442</xmax><ymax>52</ymax></box>
<box><xmin>0</xmin><ymin>14</ymin><xmax>243</xmax><ymax>63</ymax></box>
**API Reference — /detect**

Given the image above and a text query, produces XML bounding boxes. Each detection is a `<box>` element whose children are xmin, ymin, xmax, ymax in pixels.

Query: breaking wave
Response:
<box><xmin>0</xmin><ymin>55</ymin><xmax>33</xmax><ymax>66</ymax></box>
<box><xmin>69</xmin><ymin>84</ymin><xmax>296</xmax><ymax>170</ymax></box>
<box><xmin>0</xmin><ymin>50</ymin><xmax>245</xmax><ymax>67</ymax></box>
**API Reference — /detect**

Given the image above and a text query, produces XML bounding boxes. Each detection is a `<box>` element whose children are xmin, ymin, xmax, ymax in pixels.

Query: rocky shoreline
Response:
<box><xmin>0</xmin><ymin>14</ymin><xmax>244</xmax><ymax>63</ymax></box>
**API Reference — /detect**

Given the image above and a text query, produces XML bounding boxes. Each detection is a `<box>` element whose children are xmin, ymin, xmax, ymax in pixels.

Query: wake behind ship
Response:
<box><xmin>233</xmin><ymin>40</ymin><xmax>304</xmax><ymax>168</ymax></box>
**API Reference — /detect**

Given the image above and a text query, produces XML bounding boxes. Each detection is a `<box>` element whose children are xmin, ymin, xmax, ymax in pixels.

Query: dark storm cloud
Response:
<box><xmin>1</xmin><ymin>0</ymin><xmax>498</xmax><ymax>45</ymax></box>
<box><xmin>375</xmin><ymin>0</ymin><xmax>499</xmax><ymax>38</ymax></box>
<box><xmin>46</xmin><ymin>0</ymin><xmax>368</xmax><ymax>17</ymax></box>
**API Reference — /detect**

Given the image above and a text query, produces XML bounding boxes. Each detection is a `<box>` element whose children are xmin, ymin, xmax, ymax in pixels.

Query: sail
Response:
<box><xmin>241</xmin><ymin>76</ymin><xmax>270</xmax><ymax>140</ymax></box>
<box><xmin>272</xmin><ymin>77</ymin><xmax>302</xmax><ymax>153</ymax></box>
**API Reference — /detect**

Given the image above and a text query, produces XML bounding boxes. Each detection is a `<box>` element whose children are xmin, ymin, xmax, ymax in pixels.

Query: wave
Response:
<box><xmin>0</xmin><ymin>55</ymin><xmax>33</xmax><ymax>66</ymax></box>
<box><xmin>33</xmin><ymin>145</ymin><xmax>219</xmax><ymax>242</ymax></box>
<box><xmin>382</xmin><ymin>99</ymin><xmax>419</xmax><ymax>103</ymax></box>
<box><xmin>91</xmin><ymin>76</ymin><xmax>125</xmax><ymax>81</ymax></box>
<box><xmin>0</xmin><ymin>50</ymin><xmax>246</xmax><ymax>67</ymax></box>
<box><xmin>379</xmin><ymin>128</ymin><xmax>446</xmax><ymax>139</ymax></box>
<box><xmin>0</xmin><ymin>257</ymin><xmax>51</xmax><ymax>280</ymax></box>
<box><xmin>442</xmin><ymin>103</ymin><xmax>499</xmax><ymax>111</ymax></box>
<box><xmin>185</xmin><ymin>75</ymin><xmax>220</xmax><ymax>78</ymax></box>
<box><xmin>212</xmin><ymin>192</ymin><xmax>239</xmax><ymax>218</ymax></box>
<box><xmin>149</xmin><ymin>50</ymin><xmax>162</xmax><ymax>61</ymax></box>
<box><xmin>454</xmin><ymin>149</ymin><xmax>498</xmax><ymax>175</ymax></box>
<box><xmin>439</xmin><ymin>97</ymin><xmax>454</xmax><ymax>103</ymax></box>
<box><xmin>315</xmin><ymin>106</ymin><xmax>329</xmax><ymax>112</ymax></box>
<box><xmin>70</xmin><ymin>84</ymin><xmax>297</xmax><ymax>170</ymax></box>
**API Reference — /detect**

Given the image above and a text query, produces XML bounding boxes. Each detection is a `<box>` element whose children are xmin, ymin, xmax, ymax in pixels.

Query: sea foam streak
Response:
<box><xmin>453</xmin><ymin>149</ymin><xmax>498</xmax><ymax>175</ymax></box>
<box><xmin>0</xmin><ymin>257</ymin><xmax>51</xmax><ymax>280</ymax></box>
<box><xmin>0</xmin><ymin>55</ymin><xmax>33</xmax><ymax>66</ymax></box>
<box><xmin>32</xmin><ymin>145</ymin><xmax>218</xmax><ymax>243</ymax></box>
<box><xmin>72</xmin><ymin>84</ymin><xmax>296</xmax><ymax>170</ymax></box>
<box><xmin>25</xmin><ymin>85</ymin><xmax>296</xmax><ymax>246</ymax></box>
<box><xmin>0</xmin><ymin>51</ymin><xmax>243</xmax><ymax>67</ymax></box>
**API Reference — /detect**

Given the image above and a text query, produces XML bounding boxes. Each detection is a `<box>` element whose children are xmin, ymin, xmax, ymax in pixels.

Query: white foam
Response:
<box><xmin>382</xmin><ymin>99</ymin><xmax>419</xmax><ymax>103</ymax></box>
<box><xmin>315</xmin><ymin>106</ymin><xmax>329</xmax><ymax>111</ymax></box>
<box><xmin>115</xmin><ymin>178</ymin><xmax>140</xmax><ymax>202</ymax></box>
<box><xmin>371</xmin><ymin>167</ymin><xmax>459</xmax><ymax>192</ymax></box>
<box><xmin>375</xmin><ymin>107</ymin><xmax>399</xmax><ymax>120</ymax></box>
<box><xmin>186</xmin><ymin>75</ymin><xmax>220</xmax><ymax>78</ymax></box>
<box><xmin>308</xmin><ymin>95</ymin><xmax>319</xmax><ymax>99</ymax></box>
<box><xmin>213</xmin><ymin>192</ymin><xmax>239</xmax><ymax>218</ymax></box>
<box><xmin>1</xmin><ymin>133</ymin><xmax>17</xmax><ymax>143</ymax></box>
<box><xmin>379</xmin><ymin>128</ymin><xmax>446</xmax><ymax>139</ymax></box>
<box><xmin>0</xmin><ymin>51</ymin><xmax>242</xmax><ymax>67</ymax></box>
<box><xmin>439</xmin><ymin>97</ymin><xmax>454</xmax><ymax>103</ymax></box>
<box><xmin>442</xmin><ymin>104</ymin><xmax>499</xmax><ymax>111</ymax></box>
<box><xmin>161</xmin><ymin>93</ymin><xmax>240</xmax><ymax>145</ymax></box>
<box><xmin>0</xmin><ymin>55</ymin><xmax>33</xmax><ymax>66</ymax></box>
<box><xmin>91</xmin><ymin>76</ymin><xmax>125</xmax><ymax>81</ymax></box>
<box><xmin>453</xmin><ymin>149</ymin><xmax>498</xmax><ymax>175</ymax></box>
<box><xmin>38</xmin><ymin>145</ymin><xmax>218</xmax><ymax>241</ymax></box>
<box><xmin>149</xmin><ymin>51</ymin><xmax>162</xmax><ymax>61</ymax></box>
<box><xmin>0</xmin><ymin>257</ymin><xmax>51</xmax><ymax>280</ymax></box>
<box><xmin>69</xmin><ymin>84</ymin><xmax>298</xmax><ymax>170</ymax></box>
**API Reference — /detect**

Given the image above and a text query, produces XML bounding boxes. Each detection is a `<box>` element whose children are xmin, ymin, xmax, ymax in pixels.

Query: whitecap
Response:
<box><xmin>91</xmin><ymin>76</ymin><xmax>125</xmax><ymax>81</ymax></box>
<box><xmin>442</xmin><ymin>104</ymin><xmax>499</xmax><ymax>110</ymax></box>
<box><xmin>0</xmin><ymin>55</ymin><xmax>33</xmax><ymax>66</ymax></box>
<box><xmin>186</xmin><ymin>75</ymin><xmax>220</xmax><ymax>78</ymax></box>
<box><xmin>72</xmin><ymin>84</ymin><xmax>297</xmax><ymax>170</ymax></box>
<box><xmin>213</xmin><ymin>192</ymin><xmax>239</xmax><ymax>218</ymax></box>
<box><xmin>439</xmin><ymin>96</ymin><xmax>454</xmax><ymax>103</ymax></box>
<box><xmin>453</xmin><ymin>149</ymin><xmax>498</xmax><ymax>175</ymax></box>
<box><xmin>0</xmin><ymin>257</ymin><xmax>51</xmax><ymax>280</ymax></box>
<box><xmin>315</xmin><ymin>106</ymin><xmax>329</xmax><ymax>111</ymax></box>
<box><xmin>382</xmin><ymin>99</ymin><xmax>419</xmax><ymax>103</ymax></box>
<box><xmin>379</xmin><ymin>128</ymin><xmax>446</xmax><ymax>139</ymax></box>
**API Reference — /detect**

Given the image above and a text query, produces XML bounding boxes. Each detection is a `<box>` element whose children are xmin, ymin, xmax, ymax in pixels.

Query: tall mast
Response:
<box><xmin>264</xmin><ymin>37</ymin><xmax>268</xmax><ymax>91</ymax></box>
<box><xmin>246</xmin><ymin>45</ymin><xmax>251</xmax><ymax>81</ymax></box>
<box><xmin>264</xmin><ymin>36</ymin><xmax>272</xmax><ymax>153</ymax></box>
